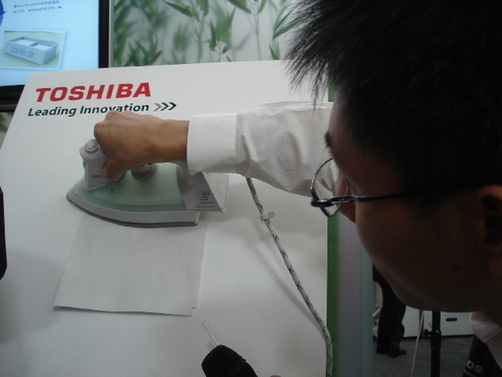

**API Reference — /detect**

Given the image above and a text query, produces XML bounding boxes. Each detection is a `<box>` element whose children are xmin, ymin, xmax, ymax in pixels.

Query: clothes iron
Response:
<box><xmin>67</xmin><ymin>139</ymin><xmax>228</xmax><ymax>227</ymax></box>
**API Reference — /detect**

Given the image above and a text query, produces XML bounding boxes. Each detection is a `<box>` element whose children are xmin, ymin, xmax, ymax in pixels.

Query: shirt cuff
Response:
<box><xmin>187</xmin><ymin>113</ymin><xmax>238</xmax><ymax>175</ymax></box>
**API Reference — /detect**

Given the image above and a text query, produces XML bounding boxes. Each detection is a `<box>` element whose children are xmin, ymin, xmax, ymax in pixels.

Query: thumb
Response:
<box><xmin>101</xmin><ymin>163</ymin><xmax>119</xmax><ymax>180</ymax></box>
<box><xmin>101</xmin><ymin>161</ymin><xmax>146</xmax><ymax>180</ymax></box>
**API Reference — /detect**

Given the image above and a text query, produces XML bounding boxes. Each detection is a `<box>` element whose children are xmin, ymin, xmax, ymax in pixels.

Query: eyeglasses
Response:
<box><xmin>310</xmin><ymin>158</ymin><xmax>453</xmax><ymax>217</ymax></box>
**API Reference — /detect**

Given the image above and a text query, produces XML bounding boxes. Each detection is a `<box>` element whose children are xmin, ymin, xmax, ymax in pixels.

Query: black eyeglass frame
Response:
<box><xmin>310</xmin><ymin>158</ymin><xmax>475</xmax><ymax>217</ymax></box>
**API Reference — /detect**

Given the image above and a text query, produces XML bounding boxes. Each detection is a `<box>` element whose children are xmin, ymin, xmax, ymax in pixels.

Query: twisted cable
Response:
<box><xmin>246</xmin><ymin>178</ymin><xmax>333</xmax><ymax>377</ymax></box>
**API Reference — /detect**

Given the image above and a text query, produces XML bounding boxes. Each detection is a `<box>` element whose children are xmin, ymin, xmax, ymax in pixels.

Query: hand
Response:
<box><xmin>94</xmin><ymin>111</ymin><xmax>189</xmax><ymax>179</ymax></box>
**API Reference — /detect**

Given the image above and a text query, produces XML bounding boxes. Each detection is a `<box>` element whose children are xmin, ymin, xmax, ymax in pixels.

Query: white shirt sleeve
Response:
<box><xmin>187</xmin><ymin>102</ymin><xmax>332</xmax><ymax>197</ymax></box>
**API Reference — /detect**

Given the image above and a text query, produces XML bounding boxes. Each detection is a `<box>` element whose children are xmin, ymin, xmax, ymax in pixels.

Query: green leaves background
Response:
<box><xmin>114</xmin><ymin>0</ymin><xmax>297</xmax><ymax>66</ymax></box>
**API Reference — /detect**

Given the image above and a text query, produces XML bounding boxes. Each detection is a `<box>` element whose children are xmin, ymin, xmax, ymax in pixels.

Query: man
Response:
<box><xmin>95</xmin><ymin>0</ymin><xmax>502</xmax><ymax>373</ymax></box>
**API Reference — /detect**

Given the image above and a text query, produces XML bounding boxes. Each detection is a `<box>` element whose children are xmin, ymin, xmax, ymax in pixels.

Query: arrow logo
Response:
<box><xmin>154</xmin><ymin>102</ymin><xmax>176</xmax><ymax>111</ymax></box>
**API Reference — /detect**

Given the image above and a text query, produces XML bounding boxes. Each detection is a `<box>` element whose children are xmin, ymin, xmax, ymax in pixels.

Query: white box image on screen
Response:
<box><xmin>5</xmin><ymin>36</ymin><xmax>58</xmax><ymax>65</ymax></box>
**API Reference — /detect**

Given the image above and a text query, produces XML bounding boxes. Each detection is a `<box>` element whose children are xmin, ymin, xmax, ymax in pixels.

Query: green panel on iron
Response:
<box><xmin>73</xmin><ymin>163</ymin><xmax>186</xmax><ymax>212</ymax></box>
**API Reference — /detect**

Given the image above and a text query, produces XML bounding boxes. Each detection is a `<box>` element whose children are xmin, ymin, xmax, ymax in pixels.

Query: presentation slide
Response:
<box><xmin>0</xmin><ymin>0</ymin><xmax>101</xmax><ymax>87</ymax></box>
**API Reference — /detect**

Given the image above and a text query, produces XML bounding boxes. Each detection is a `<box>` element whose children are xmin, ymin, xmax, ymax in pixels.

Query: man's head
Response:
<box><xmin>289</xmin><ymin>0</ymin><xmax>502</xmax><ymax>195</ymax></box>
<box><xmin>288</xmin><ymin>0</ymin><xmax>502</xmax><ymax>314</ymax></box>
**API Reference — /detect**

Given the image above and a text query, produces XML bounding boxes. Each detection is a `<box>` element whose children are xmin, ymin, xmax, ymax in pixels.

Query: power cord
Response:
<box><xmin>245</xmin><ymin>178</ymin><xmax>333</xmax><ymax>377</ymax></box>
<box><xmin>410</xmin><ymin>311</ymin><xmax>425</xmax><ymax>377</ymax></box>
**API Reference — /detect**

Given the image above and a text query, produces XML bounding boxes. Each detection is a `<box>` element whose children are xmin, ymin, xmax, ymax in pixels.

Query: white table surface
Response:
<box><xmin>0</xmin><ymin>61</ymin><xmax>328</xmax><ymax>377</ymax></box>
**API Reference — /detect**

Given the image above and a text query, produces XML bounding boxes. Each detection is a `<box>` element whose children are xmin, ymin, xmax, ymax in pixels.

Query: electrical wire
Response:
<box><xmin>246</xmin><ymin>178</ymin><xmax>333</xmax><ymax>377</ymax></box>
<box><xmin>410</xmin><ymin>311</ymin><xmax>425</xmax><ymax>377</ymax></box>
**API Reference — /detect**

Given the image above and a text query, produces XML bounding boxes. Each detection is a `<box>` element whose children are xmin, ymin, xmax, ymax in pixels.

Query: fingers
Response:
<box><xmin>94</xmin><ymin>111</ymin><xmax>155</xmax><ymax>178</ymax></box>
<box><xmin>93</xmin><ymin>111</ymin><xmax>189</xmax><ymax>179</ymax></box>
<box><xmin>101</xmin><ymin>161</ymin><xmax>145</xmax><ymax>180</ymax></box>
<box><xmin>100</xmin><ymin>161</ymin><xmax>120</xmax><ymax>180</ymax></box>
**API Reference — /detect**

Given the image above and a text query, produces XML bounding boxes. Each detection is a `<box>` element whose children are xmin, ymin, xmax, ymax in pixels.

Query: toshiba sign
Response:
<box><xmin>35</xmin><ymin>83</ymin><xmax>151</xmax><ymax>102</ymax></box>
<box><xmin>24</xmin><ymin>81</ymin><xmax>175</xmax><ymax>118</ymax></box>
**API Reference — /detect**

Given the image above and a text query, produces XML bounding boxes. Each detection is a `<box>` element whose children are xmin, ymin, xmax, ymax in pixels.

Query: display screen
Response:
<box><xmin>0</xmin><ymin>0</ymin><xmax>110</xmax><ymax>110</ymax></box>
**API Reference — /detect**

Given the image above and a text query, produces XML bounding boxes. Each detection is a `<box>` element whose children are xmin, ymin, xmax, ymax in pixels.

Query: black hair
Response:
<box><xmin>288</xmin><ymin>0</ymin><xmax>502</xmax><ymax>199</ymax></box>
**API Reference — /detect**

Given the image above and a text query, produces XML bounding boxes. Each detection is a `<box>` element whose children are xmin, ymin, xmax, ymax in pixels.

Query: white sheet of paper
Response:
<box><xmin>54</xmin><ymin>214</ymin><xmax>207</xmax><ymax>316</ymax></box>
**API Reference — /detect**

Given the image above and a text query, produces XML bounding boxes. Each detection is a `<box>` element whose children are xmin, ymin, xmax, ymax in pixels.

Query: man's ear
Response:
<box><xmin>480</xmin><ymin>186</ymin><xmax>502</xmax><ymax>274</ymax></box>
